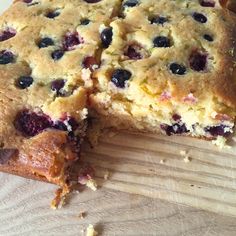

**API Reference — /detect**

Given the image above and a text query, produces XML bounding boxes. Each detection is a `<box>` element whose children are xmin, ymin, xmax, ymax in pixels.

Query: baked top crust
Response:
<box><xmin>91</xmin><ymin>0</ymin><xmax>236</xmax><ymax>138</ymax></box>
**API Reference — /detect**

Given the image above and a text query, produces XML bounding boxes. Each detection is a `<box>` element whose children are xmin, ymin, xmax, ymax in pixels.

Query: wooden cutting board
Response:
<box><xmin>84</xmin><ymin>131</ymin><xmax>236</xmax><ymax>217</ymax></box>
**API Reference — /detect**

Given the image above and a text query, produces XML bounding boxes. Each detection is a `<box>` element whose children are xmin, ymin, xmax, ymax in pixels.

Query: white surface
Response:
<box><xmin>0</xmin><ymin>0</ymin><xmax>12</xmax><ymax>14</ymax></box>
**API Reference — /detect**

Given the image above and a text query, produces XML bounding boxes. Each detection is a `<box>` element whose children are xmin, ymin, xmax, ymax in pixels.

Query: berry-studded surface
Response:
<box><xmin>0</xmin><ymin>0</ymin><xmax>236</xmax><ymax>186</ymax></box>
<box><xmin>90</xmin><ymin>0</ymin><xmax>236</xmax><ymax>141</ymax></box>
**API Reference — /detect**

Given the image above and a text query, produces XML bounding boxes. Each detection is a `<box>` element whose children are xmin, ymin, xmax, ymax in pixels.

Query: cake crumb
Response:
<box><xmin>180</xmin><ymin>150</ymin><xmax>192</xmax><ymax>163</ymax></box>
<box><xmin>160</xmin><ymin>159</ymin><xmax>165</xmax><ymax>164</ymax></box>
<box><xmin>180</xmin><ymin>150</ymin><xmax>187</xmax><ymax>156</ymax></box>
<box><xmin>86</xmin><ymin>224</ymin><xmax>98</xmax><ymax>236</ymax></box>
<box><xmin>104</xmin><ymin>170</ymin><xmax>110</xmax><ymax>180</ymax></box>
<box><xmin>86</xmin><ymin>179</ymin><xmax>98</xmax><ymax>191</ymax></box>
<box><xmin>78</xmin><ymin>212</ymin><xmax>86</xmax><ymax>219</ymax></box>
<box><xmin>183</xmin><ymin>156</ymin><xmax>191</xmax><ymax>163</ymax></box>
<box><xmin>212</xmin><ymin>136</ymin><xmax>231</xmax><ymax>149</ymax></box>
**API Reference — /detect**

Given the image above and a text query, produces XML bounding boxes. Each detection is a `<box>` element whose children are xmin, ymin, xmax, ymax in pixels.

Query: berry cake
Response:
<box><xmin>90</xmin><ymin>0</ymin><xmax>236</xmax><ymax>144</ymax></box>
<box><xmin>0</xmin><ymin>0</ymin><xmax>236</xmax><ymax>199</ymax></box>
<box><xmin>0</xmin><ymin>0</ymin><xmax>121</xmax><ymax>188</ymax></box>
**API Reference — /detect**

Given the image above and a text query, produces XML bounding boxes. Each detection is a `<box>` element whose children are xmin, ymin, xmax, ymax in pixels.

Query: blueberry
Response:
<box><xmin>153</xmin><ymin>36</ymin><xmax>170</xmax><ymax>48</ymax></box>
<box><xmin>38</xmin><ymin>37</ymin><xmax>54</xmax><ymax>48</ymax></box>
<box><xmin>16</xmin><ymin>76</ymin><xmax>33</xmax><ymax>89</ymax></box>
<box><xmin>53</xmin><ymin>121</ymin><xmax>68</xmax><ymax>131</ymax></box>
<box><xmin>169</xmin><ymin>63</ymin><xmax>186</xmax><ymax>75</ymax></box>
<box><xmin>14</xmin><ymin>110</ymin><xmax>52</xmax><ymax>137</ymax></box>
<box><xmin>51</xmin><ymin>79</ymin><xmax>65</xmax><ymax>95</ymax></box>
<box><xmin>46</xmin><ymin>10</ymin><xmax>60</xmax><ymax>19</ymax></box>
<box><xmin>51</xmin><ymin>49</ymin><xmax>64</xmax><ymax>60</ymax></box>
<box><xmin>150</xmin><ymin>16</ymin><xmax>168</xmax><ymax>25</ymax></box>
<box><xmin>111</xmin><ymin>69</ymin><xmax>132</xmax><ymax>88</ymax></box>
<box><xmin>189</xmin><ymin>51</ymin><xmax>207</xmax><ymax>71</ymax></box>
<box><xmin>199</xmin><ymin>0</ymin><xmax>215</xmax><ymax>7</ymax></box>
<box><xmin>123</xmin><ymin>0</ymin><xmax>139</xmax><ymax>7</ymax></box>
<box><xmin>204</xmin><ymin>125</ymin><xmax>231</xmax><ymax>137</ymax></box>
<box><xmin>81</xmin><ymin>19</ymin><xmax>90</xmax><ymax>25</ymax></box>
<box><xmin>160</xmin><ymin>123</ymin><xmax>189</xmax><ymax>136</ymax></box>
<box><xmin>0</xmin><ymin>50</ymin><xmax>15</xmax><ymax>65</ymax></box>
<box><xmin>83</xmin><ymin>0</ymin><xmax>101</xmax><ymax>3</ymax></box>
<box><xmin>100</xmin><ymin>27</ymin><xmax>113</xmax><ymax>48</ymax></box>
<box><xmin>203</xmin><ymin>34</ymin><xmax>213</xmax><ymax>42</ymax></box>
<box><xmin>192</xmin><ymin>12</ymin><xmax>207</xmax><ymax>23</ymax></box>
<box><xmin>0</xmin><ymin>28</ymin><xmax>16</xmax><ymax>42</ymax></box>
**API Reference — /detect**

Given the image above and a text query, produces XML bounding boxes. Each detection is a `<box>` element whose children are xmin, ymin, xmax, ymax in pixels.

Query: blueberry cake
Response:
<box><xmin>0</xmin><ymin>0</ymin><xmax>121</xmax><ymax>187</ymax></box>
<box><xmin>0</xmin><ymin>0</ymin><xmax>236</xmax><ymax>192</ymax></box>
<box><xmin>90</xmin><ymin>0</ymin><xmax>236</xmax><ymax>143</ymax></box>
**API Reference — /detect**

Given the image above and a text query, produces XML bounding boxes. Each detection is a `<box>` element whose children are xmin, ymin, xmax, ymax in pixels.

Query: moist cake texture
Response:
<box><xmin>0</xmin><ymin>0</ymin><xmax>236</xmax><ymax>189</ymax></box>
<box><xmin>90</xmin><ymin>0</ymin><xmax>236</xmax><ymax>141</ymax></box>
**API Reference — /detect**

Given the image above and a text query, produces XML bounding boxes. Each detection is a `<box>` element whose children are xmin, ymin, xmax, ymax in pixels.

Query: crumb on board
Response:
<box><xmin>86</xmin><ymin>224</ymin><xmax>98</xmax><ymax>236</ymax></box>
<box><xmin>50</xmin><ymin>186</ymin><xmax>70</xmax><ymax>209</ymax></box>
<box><xmin>212</xmin><ymin>136</ymin><xmax>231</xmax><ymax>149</ymax></box>
<box><xmin>180</xmin><ymin>150</ymin><xmax>187</xmax><ymax>156</ymax></box>
<box><xmin>104</xmin><ymin>170</ymin><xmax>110</xmax><ymax>180</ymax></box>
<box><xmin>78</xmin><ymin>212</ymin><xmax>86</xmax><ymax>219</ymax></box>
<box><xmin>183</xmin><ymin>156</ymin><xmax>191</xmax><ymax>163</ymax></box>
<box><xmin>86</xmin><ymin>178</ymin><xmax>98</xmax><ymax>191</ymax></box>
<box><xmin>160</xmin><ymin>159</ymin><xmax>165</xmax><ymax>164</ymax></box>
<box><xmin>180</xmin><ymin>150</ymin><xmax>192</xmax><ymax>163</ymax></box>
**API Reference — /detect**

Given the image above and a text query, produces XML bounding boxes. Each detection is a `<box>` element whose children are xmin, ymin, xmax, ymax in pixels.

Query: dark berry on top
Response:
<box><xmin>150</xmin><ymin>16</ymin><xmax>168</xmax><ymax>25</ymax></box>
<box><xmin>192</xmin><ymin>12</ymin><xmax>207</xmax><ymax>23</ymax></box>
<box><xmin>23</xmin><ymin>0</ymin><xmax>33</xmax><ymax>3</ymax></box>
<box><xmin>51</xmin><ymin>79</ymin><xmax>65</xmax><ymax>96</ymax></box>
<box><xmin>100</xmin><ymin>27</ymin><xmax>113</xmax><ymax>48</ymax></box>
<box><xmin>204</xmin><ymin>125</ymin><xmax>231</xmax><ymax>137</ymax></box>
<box><xmin>63</xmin><ymin>32</ymin><xmax>83</xmax><ymax>51</ymax></box>
<box><xmin>153</xmin><ymin>36</ymin><xmax>170</xmax><ymax>48</ymax></box>
<box><xmin>81</xmin><ymin>19</ymin><xmax>90</xmax><ymax>25</ymax></box>
<box><xmin>38</xmin><ymin>37</ymin><xmax>54</xmax><ymax>48</ymax></box>
<box><xmin>172</xmin><ymin>114</ymin><xmax>181</xmax><ymax>121</ymax></box>
<box><xmin>189</xmin><ymin>51</ymin><xmax>207</xmax><ymax>71</ymax></box>
<box><xmin>16</xmin><ymin>76</ymin><xmax>33</xmax><ymax>89</ymax></box>
<box><xmin>199</xmin><ymin>0</ymin><xmax>215</xmax><ymax>7</ymax></box>
<box><xmin>0</xmin><ymin>50</ymin><xmax>15</xmax><ymax>65</ymax></box>
<box><xmin>82</xmin><ymin>56</ymin><xmax>99</xmax><ymax>71</ymax></box>
<box><xmin>46</xmin><ymin>10</ymin><xmax>60</xmax><ymax>19</ymax></box>
<box><xmin>51</xmin><ymin>49</ymin><xmax>64</xmax><ymax>60</ymax></box>
<box><xmin>169</xmin><ymin>63</ymin><xmax>186</xmax><ymax>75</ymax></box>
<box><xmin>123</xmin><ymin>0</ymin><xmax>139</xmax><ymax>8</ymax></box>
<box><xmin>124</xmin><ymin>44</ymin><xmax>142</xmax><ymax>60</ymax></box>
<box><xmin>203</xmin><ymin>34</ymin><xmax>213</xmax><ymax>42</ymax></box>
<box><xmin>0</xmin><ymin>28</ymin><xmax>16</xmax><ymax>42</ymax></box>
<box><xmin>14</xmin><ymin>110</ymin><xmax>52</xmax><ymax>137</ymax></box>
<box><xmin>83</xmin><ymin>0</ymin><xmax>101</xmax><ymax>3</ymax></box>
<box><xmin>111</xmin><ymin>69</ymin><xmax>132</xmax><ymax>88</ymax></box>
<box><xmin>53</xmin><ymin>121</ymin><xmax>67</xmax><ymax>131</ymax></box>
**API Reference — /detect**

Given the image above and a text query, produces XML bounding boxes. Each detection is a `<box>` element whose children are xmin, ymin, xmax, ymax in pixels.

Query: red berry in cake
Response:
<box><xmin>199</xmin><ymin>0</ymin><xmax>215</xmax><ymax>7</ymax></box>
<box><xmin>14</xmin><ymin>110</ymin><xmax>53</xmax><ymax>137</ymax></box>
<box><xmin>0</xmin><ymin>50</ymin><xmax>15</xmax><ymax>65</ymax></box>
<box><xmin>192</xmin><ymin>12</ymin><xmax>207</xmax><ymax>23</ymax></box>
<box><xmin>189</xmin><ymin>51</ymin><xmax>207</xmax><ymax>71</ymax></box>
<box><xmin>124</xmin><ymin>44</ymin><xmax>142</xmax><ymax>60</ymax></box>
<box><xmin>153</xmin><ymin>36</ymin><xmax>170</xmax><ymax>48</ymax></box>
<box><xmin>0</xmin><ymin>28</ymin><xmax>16</xmax><ymax>42</ymax></box>
<box><xmin>111</xmin><ymin>69</ymin><xmax>132</xmax><ymax>88</ymax></box>
<box><xmin>100</xmin><ymin>27</ymin><xmax>113</xmax><ymax>48</ymax></box>
<box><xmin>16</xmin><ymin>76</ymin><xmax>34</xmax><ymax>89</ymax></box>
<box><xmin>63</xmin><ymin>32</ymin><xmax>83</xmax><ymax>51</ymax></box>
<box><xmin>82</xmin><ymin>56</ymin><xmax>99</xmax><ymax>71</ymax></box>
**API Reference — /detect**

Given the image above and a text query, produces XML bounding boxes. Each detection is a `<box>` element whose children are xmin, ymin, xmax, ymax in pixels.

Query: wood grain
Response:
<box><xmin>0</xmin><ymin>173</ymin><xmax>236</xmax><ymax>236</ymax></box>
<box><xmin>84</xmin><ymin>131</ymin><xmax>236</xmax><ymax>217</ymax></box>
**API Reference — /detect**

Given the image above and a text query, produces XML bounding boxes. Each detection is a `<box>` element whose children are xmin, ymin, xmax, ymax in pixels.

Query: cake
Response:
<box><xmin>0</xmin><ymin>0</ymin><xmax>235</xmax><ymax>197</ymax></box>
<box><xmin>90</xmin><ymin>0</ymin><xmax>236</xmax><ymax>142</ymax></box>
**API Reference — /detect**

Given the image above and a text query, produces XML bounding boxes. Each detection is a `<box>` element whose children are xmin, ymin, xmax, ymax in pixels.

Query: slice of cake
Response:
<box><xmin>90</xmin><ymin>0</ymin><xmax>236</xmax><ymax>143</ymax></box>
<box><xmin>0</xmin><ymin>0</ymin><xmax>121</xmax><ymax>188</ymax></box>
